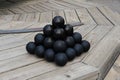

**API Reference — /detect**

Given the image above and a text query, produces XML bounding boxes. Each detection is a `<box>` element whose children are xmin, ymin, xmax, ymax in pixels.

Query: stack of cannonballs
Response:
<box><xmin>26</xmin><ymin>16</ymin><xmax>90</xmax><ymax>66</ymax></box>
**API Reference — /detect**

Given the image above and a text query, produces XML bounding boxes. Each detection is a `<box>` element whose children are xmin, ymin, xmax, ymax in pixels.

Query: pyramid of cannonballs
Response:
<box><xmin>26</xmin><ymin>16</ymin><xmax>90</xmax><ymax>66</ymax></box>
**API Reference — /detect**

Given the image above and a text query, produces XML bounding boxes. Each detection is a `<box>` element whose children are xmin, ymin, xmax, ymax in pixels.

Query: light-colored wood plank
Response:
<box><xmin>61</xmin><ymin>0</ymin><xmax>92</xmax><ymax>8</ymax></box>
<box><xmin>39</xmin><ymin>1</ymin><xmax>60</xmax><ymax>10</ymax></box>
<box><xmin>18</xmin><ymin>6</ymin><xmax>37</xmax><ymax>13</ymax></box>
<box><xmin>105</xmin><ymin>67</ymin><xmax>120</xmax><ymax>80</ymax></box>
<box><xmin>84</xmin><ymin>25</ymin><xmax>113</xmax><ymax>49</ymax></box>
<box><xmin>8</xmin><ymin>7</ymin><xmax>25</xmax><ymax>14</ymax></box>
<box><xmin>76</xmin><ymin>8</ymin><xmax>96</xmax><ymax>25</ymax></box>
<box><xmin>64</xmin><ymin>9</ymin><xmax>80</xmax><ymax>24</ymax></box>
<box><xmin>83</xmin><ymin>26</ymin><xmax>120</xmax><ymax>80</ymax></box>
<box><xmin>18</xmin><ymin>13</ymin><xmax>28</xmax><ymax>21</ymax></box>
<box><xmin>0</xmin><ymin>14</ymin><xmax>14</xmax><ymax>21</ymax></box>
<box><xmin>98</xmin><ymin>6</ymin><xmax>120</xmax><ymax>25</ymax></box>
<box><xmin>25</xmin><ymin>13</ymin><xmax>35</xmax><ymax>22</ymax></box>
<box><xmin>37</xmin><ymin>2</ymin><xmax>55</xmax><ymax>11</ymax></box>
<box><xmin>0</xmin><ymin>36</ymin><xmax>25</xmax><ymax>51</ymax></box>
<box><xmin>39</xmin><ymin>11</ymin><xmax>52</xmax><ymax>24</ymax></box>
<box><xmin>105</xmin><ymin>56</ymin><xmax>120</xmax><ymax>80</ymax></box>
<box><xmin>28</xmin><ymin>63</ymin><xmax>98</xmax><ymax>80</ymax></box>
<box><xmin>52</xmin><ymin>0</ymin><xmax>79</xmax><ymax>9</ymax></box>
<box><xmin>0</xmin><ymin>46</ymin><xmax>26</xmax><ymax>61</ymax></box>
<box><xmin>28</xmin><ymin>5</ymin><xmax>45</xmax><ymax>12</ymax></box>
<box><xmin>12</xmin><ymin>14</ymin><xmax>21</xmax><ymax>21</ymax></box>
<box><xmin>0</xmin><ymin>9</ymin><xmax>14</xmax><ymax>15</ymax></box>
<box><xmin>87</xmin><ymin>7</ymin><xmax>113</xmax><ymax>26</ymax></box>
<box><xmin>49</xmin><ymin>0</ymin><xmax>68</xmax><ymax>10</ymax></box>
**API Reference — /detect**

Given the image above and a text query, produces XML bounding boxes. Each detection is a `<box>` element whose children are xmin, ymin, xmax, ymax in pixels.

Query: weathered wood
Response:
<box><xmin>98</xmin><ymin>6</ymin><xmax>120</xmax><ymax>25</ymax></box>
<box><xmin>28</xmin><ymin>63</ymin><xmax>98</xmax><ymax>80</ymax></box>
<box><xmin>64</xmin><ymin>9</ymin><xmax>80</xmax><ymax>24</ymax></box>
<box><xmin>87</xmin><ymin>7</ymin><xmax>113</xmax><ymax>26</ymax></box>
<box><xmin>76</xmin><ymin>8</ymin><xmax>96</xmax><ymax>25</ymax></box>
<box><xmin>105</xmin><ymin>56</ymin><xmax>120</xmax><ymax>80</ymax></box>
<box><xmin>83</xmin><ymin>26</ymin><xmax>120</xmax><ymax>80</ymax></box>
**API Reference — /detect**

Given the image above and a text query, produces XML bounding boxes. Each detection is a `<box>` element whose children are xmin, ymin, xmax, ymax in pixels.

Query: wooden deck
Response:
<box><xmin>0</xmin><ymin>0</ymin><xmax>120</xmax><ymax>80</ymax></box>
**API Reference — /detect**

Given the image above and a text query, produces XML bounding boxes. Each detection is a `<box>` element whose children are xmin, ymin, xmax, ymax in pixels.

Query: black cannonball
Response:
<box><xmin>55</xmin><ymin>53</ymin><xmax>68</xmax><ymax>66</ymax></box>
<box><xmin>43</xmin><ymin>24</ymin><xmax>53</xmax><ymax>36</ymax></box>
<box><xmin>44</xmin><ymin>49</ymin><xmax>55</xmax><ymax>62</ymax></box>
<box><xmin>74</xmin><ymin>44</ymin><xmax>84</xmax><ymax>56</ymax></box>
<box><xmin>34</xmin><ymin>33</ymin><xmax>44</xmax><ymax>45</ymax></box>
<box><xmin>65</xmin><ymin>36</ymin><xmax>75</xmax><ymax>47</ymax></box>
<box><xmin>53</xmin><ymin>40</ymin><xmax>67</xmax><ymax>52</ymax></box>
<box><xmin>66</xmin><ymin>48</ymin><xmax>76</xmax><ymax>61</ymax></box>
<box><xmin>73</xmin><ymin>32</ymin><xmax>82</xmax><ymax>43</ymax></box>
<box><xmin>53</xmin><ymin>28</ymin><xmax>65</xmax><ymax>40</ymax></box>
<box><xmin>26</xmin><ymin>42</ymin><xmax>36</xmax><ymax>54</ymax></box>
<box><xmin>35</xmin><ymin>45</ymin><xmax>45</xmax><ymax>58</ymax></box>
<box><xmin>52</xmin><ymin>16</ymin><xmax>65</xmax><ymax>28</ymax></box>
<box><xmin>81</xmin><ymin>40</ymin><xmax>90</xmax><ymax>52</ymax></box>
<box><xmin>64</xmin><ymin>24</ymin><xmax>73</xmax><ymax>36</ymax></box>
<box><xmin>44</xmin><ymin>37</ymin><xmax>54</xmax><ymax>48</ymax></box>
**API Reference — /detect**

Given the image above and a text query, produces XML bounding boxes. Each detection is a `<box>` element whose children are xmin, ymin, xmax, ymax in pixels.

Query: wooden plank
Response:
<box><xmin>0</xmin><ymin>61</ymin><xmax>60</xmax><ymax>80</ymax></box>
<box><xmin>61</xmin><ymin>0</ymin><xmax>92</xmax><ymax>8</ymax></box>
<box><xmin>0</xmin><ymin>53</ymin><xmax>42</xmax><ymax>74</ymax></box>
<box><xmin>29</xmin><ymin>5</ymin><xmax>45</xmax><ymax>12</ymax></box>
<box><xmin>105</xmin><ymin>56</ymin><xmax>120</xmax><ymax>80</ymax></box>
<box><xmin>104</xmin><ymin>67</ymin><xmax>120</xmax><ymax>80</ymax></box>
<box><xmin>39</xmin><ymin>1</ymin><xmax>61</xmax><ymax>10</ymax></box>
<box><xmin>76</xmin><ymin>8</ymin><xmax>97</xmax><ymax>25</ymax></box>
<box><xmin>87</xmin><ymin>7</ymin><xmax>113</xmax><ymax>26</ymax></box>
<box><xmin>39</xmin><ymin>11</ymin><xmax>52</xmax><ymax>24</ymax></box>
<box><xmin>52</xmin><ymin>0</ymin><xmax>79</xmax><ymax>9</ymax></box>
<box><xmin>18</xmin><ymin>6</ymin><xmax>37</xmax><ymax>13</ymax></box>
<box><xmin>83</xmin><ymin>25</ymin><xmax>113</xmax><ymax>49</ymax></box>
<box><xmin>18</xmin><ymin>13</ymin><xmax>28</xmax><ymax>21</ymax></box>
<box><xmin>0</xmin><ymin>36</ymin><xmax>25</xmax><ymax>51</ymax></box>
<box><xmin>64</xmin><ymin>9</ymin><xmax>80</xmax><ymax>24</ymax></box>
<box><xmin>0</xmin><ymin>15</ymin><xmax>14</xmax><ymax>21</ymax></box>
<box><xmin>33</xmin><ymin>13</ymin><xmax>41</xmax><ymax>22</ymax></box>
<box><xmin>28</xmin><ymin>63</ymin><xmax>98</xmax><ymax>80</ymax></box>
<box><xmin>36</xmin><ymin>2</ymin><xmax>55</xmax><ymax>11</ymax></box>
<box><xmin>25</xmin><ymin>13</ymin><xmax>35</xmax><ymax>22</ymax></box>
<box><xmin>0</xmin><ymin>9</ymin><xmax>14</xmax><ymax>15</ymax></box>
<box><xmin>0</xmin><ymin>21</ymin><xmax>15</xmax><ymax>30</ymax></box>
<box><xmin>98</xmin><ymin>6</ymin><xmax>120</xmax><ymax>25</ymax></box>
<box><xmin>74</xmin><ymin>0</ymin><xmax>99</xmax><ymax>7</ymax></box>
<box><xmin>49</xmin><ymin>0</ymin><xmax>68</xmax><ymax>10</ymax></box>
<box><xmin>0</xmin><ymin>46</ymin><xmax>26</xmax><ymax>61</ymax></box>
<box><xmin>8</xmin><ymin>7</ymin><xmax>25</xmax><ymax>14</ymax></box>
<box><xmin>12</xmin><ymin>14</ymin><xmax>21</xmax><ymax>21</ymax></box>
<box><xmin>83</xmin><ymin>26</ymin><xmax>120</xmax><ymax>80</ymax></box>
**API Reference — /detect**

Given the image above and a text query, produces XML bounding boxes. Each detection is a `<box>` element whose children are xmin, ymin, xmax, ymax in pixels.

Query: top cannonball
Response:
<box><xmin>43</xmin><ymin>24</ymin><xmax>53</xmax><ymax>36</ymax></box>
<box><xmin>52</xmin><ymin>16</ymin><xmax>65</xmax><ymax>28</ymax></box>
